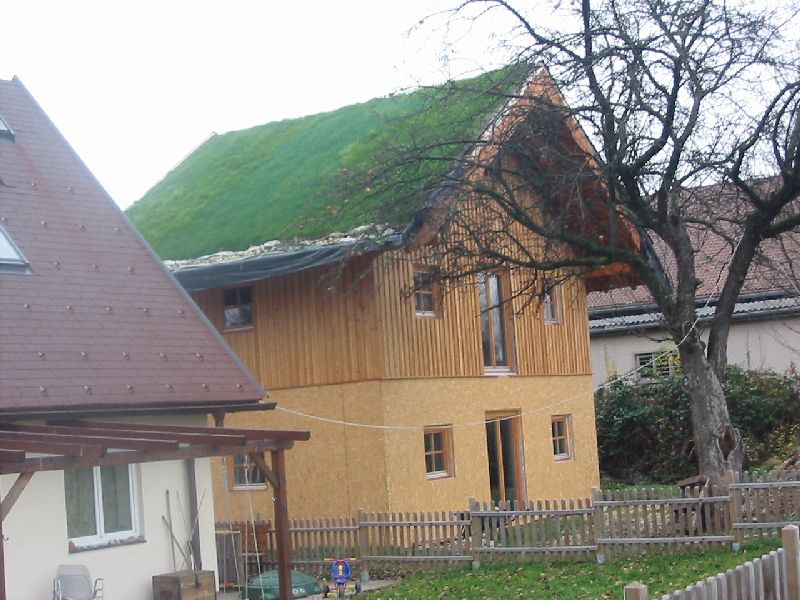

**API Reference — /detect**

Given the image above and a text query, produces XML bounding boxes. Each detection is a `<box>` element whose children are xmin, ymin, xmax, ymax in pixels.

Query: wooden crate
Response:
<box><xmin>152</xmin><ymin>570</ymin><xmax>216</xmax><ymax>600</ymax></box>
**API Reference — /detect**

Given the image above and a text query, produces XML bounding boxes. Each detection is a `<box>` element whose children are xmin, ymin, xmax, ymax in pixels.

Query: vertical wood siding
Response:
<box><xmin>191</xmin><ymin>250</ymin><xmax>592</xmax><ymax>390</ymax></box>
<box><xmin>191</xmin><ymin>256</ymin><xmax>382</xmax><ymax>389</ymax></box>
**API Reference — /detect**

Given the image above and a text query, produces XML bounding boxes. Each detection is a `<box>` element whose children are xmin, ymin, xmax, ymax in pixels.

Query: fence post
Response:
<box><xmin>783</xmin><ymin>524</ymin><xmax>800</xmax><ymax>600</ymax></box>
<box><xmin>624</xmin><ymin>581</ymin><xmax>648</xmax><ymax>600</ymax></box>
<box><xmin>726</xmin><ymin>469</ymin><xmax>741</xmax><ymax>548</ymax></box>
<box><xmin>469</xmin><ymin>497</ymin><xmax>482</xmax><ymax>570</ymax></box>
<box><xmin>357</xmin><ymin>508</ymin><xmax>369</xmax><ymax>583</ymax></box>
<box><xmin>591</xmin><ymin>487</ymin><xmax>604</xmax><ymax>563</ymax></box>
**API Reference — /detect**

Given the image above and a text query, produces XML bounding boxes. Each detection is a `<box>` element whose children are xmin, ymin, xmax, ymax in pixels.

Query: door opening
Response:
<box><xmin>485</xmin><ymin>412</ymin><xmax>525</xmax><ymax>504</ymax></box>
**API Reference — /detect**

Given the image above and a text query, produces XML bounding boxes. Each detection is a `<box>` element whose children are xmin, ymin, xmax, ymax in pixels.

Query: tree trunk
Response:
<box><xmin>680</xmin><ymin>341</ymin><xmax>744</xmax><ymax>486</ymax></box>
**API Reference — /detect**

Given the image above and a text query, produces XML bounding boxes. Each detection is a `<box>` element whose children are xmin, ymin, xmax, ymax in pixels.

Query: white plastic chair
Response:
<box><xmin>53</xmin><ymin>565</ymin><xmax>104</xmax><ymax>600</ymax></box>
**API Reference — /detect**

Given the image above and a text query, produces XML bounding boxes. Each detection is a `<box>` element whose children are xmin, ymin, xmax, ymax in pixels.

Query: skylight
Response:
<box><xmin>0</xmin><ymin>115</ymin><xmax>14</xmax><ymax>141</ymax></box>
<box><xmin>0</xmin><ymin>226</ymin><xmax>30</xmax><ymax>273</ymax></box>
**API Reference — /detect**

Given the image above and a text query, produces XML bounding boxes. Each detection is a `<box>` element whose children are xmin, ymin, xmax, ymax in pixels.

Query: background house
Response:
<box><xmin>129</xmin><ymin>68</ymin><xmax>639</xmax><ymax>519</ymax></box>
<box><xmin>588</xmin><ymin>180</ymin><xmax>800</xmax><ymax>387</ymax></box>
<box><xmin>0</xmin><ymin>77</ymin><xmax>306</xmax><ymax>599</ymax></box>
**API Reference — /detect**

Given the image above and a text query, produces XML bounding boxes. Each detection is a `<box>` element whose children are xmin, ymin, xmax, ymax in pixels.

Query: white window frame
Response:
<box><xmin>66</xmin><ymin>464</ymin><xmax>141</xmax><ymax>548</ymax></box>
<box><xmin>635</xmin><ymin>350</ymin><xmax>678</xmax><ymax>378</ymax></box>
<box><xmin>232</xmin><ymin>454</ymin><xmax>268</xmax><ymax>490</ymax></box>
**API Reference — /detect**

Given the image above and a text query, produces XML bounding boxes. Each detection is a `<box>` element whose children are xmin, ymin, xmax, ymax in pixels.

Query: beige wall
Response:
<box><xmin>213</xmin><ymin>375</ymin><xmax>599</xmax><ymax>519</ymax></box>
<box><xmin>3</xmin><ymin>415</ymin><xmax>217</xmax><ymax>600</ymax></box>
<box><xmin>590</xmin><ymin>316</ymin><xmax>800</xmax><ymax>387</ymax></box>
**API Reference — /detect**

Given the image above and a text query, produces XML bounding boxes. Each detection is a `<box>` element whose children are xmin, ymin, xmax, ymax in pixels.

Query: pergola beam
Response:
<box><xmin>0</xmin><ymin>439</ymin><xmax>294</xmax><ymax>474</ymax></box>
<box><xmin>1</xmin><ymin>423</ymin><xmax>249</xmax><ymax>446</ymax></box>
<box><xmin>57</xmin><ymin>419</ymin><xmax>310</xmax><ymax>441</ymax></box>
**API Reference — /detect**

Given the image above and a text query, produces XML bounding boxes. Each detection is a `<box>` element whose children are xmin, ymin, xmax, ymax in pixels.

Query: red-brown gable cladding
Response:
<box><xmin>0</xmin><ymin>77</ymin><xmax>265</xmax><ymax>412</ymax></box>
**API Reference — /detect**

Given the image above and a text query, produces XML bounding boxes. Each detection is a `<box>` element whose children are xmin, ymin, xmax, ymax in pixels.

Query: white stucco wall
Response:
<box><xmin>1</xmin><ymin>416</ymin><xmax>219</xmax><ymax>600</ymax></box>
<box><xmin>590</xmin><ymin>315</ymin><xmax>800</xmax><ymax>387</ymax></box>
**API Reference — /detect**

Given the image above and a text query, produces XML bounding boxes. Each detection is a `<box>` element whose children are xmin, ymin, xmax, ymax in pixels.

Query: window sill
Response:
<box><xmin>425</xmin><ymin>472</ymin><xmax>453</xmax><ymax>481</ymax></box>
<box><xmin>483</xmin><ymin>368</ymin><xmax>515</xmax><ymax>376</ymax></box>
<box><xmin>223</xmin><ymin>325</ymin><xmax>255</xmax><ymax>333</ymax></box>
<box><xmin>553</xmin><ymin>455</ymin><xmax>574</xmax><ymax>462</ymax></box>
<box><xmin>415</xmin><ymin>311</ymin><xmax>441</xmax><ymax>318</ymax></box>
<box><xmin>69</xmin><ymin>535</ymin><xmax>146</xmax><ymax>554</ymax></box>
<box><xmin>232</xmin><ymin>484</ymin><xmax>268</xmax><ymax>491</ymax></box>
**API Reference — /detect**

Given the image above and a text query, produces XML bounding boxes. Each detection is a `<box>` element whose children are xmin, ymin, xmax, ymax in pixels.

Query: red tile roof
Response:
<box><xmin>588</xmin><ymin>179</ymin><xmax>799</xmax><ymax>311</ymax></box>
<box><xmin>0</xmin><ymin>77</ymin><xmax>265</xmax><ymax>413</ymax></box>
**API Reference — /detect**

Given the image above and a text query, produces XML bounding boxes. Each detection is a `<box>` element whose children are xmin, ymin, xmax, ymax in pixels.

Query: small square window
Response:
<box><xmin>413</xmin><ymin>269</ymin><xmax>440</xmax><ymax>316</ymax></box>
<box><xmin>424</xmin><ymin>426</ymin><xmax>454</xmax><ymax>479</ymax></box>
<box><xmin>232</xmin><ymin>454</ymin><xmax>267</xmax><ymax>489</ymax></box>
<box><xmin>223</xmin><ymin>286</ymin><xmax>253</xmax><ymax>330</ymax></box>
<box><xmin>551</xmin><ymin>416</ymin><xmax>573</xmax><ymax>460</ymax></box>
<box><xmin>543</xmin><ymin>286</ymin><xmax>562</xmax><ymax>324</ymax></box>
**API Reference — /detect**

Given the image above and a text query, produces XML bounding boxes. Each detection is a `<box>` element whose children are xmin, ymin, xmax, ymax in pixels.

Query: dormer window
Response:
<box><xmin>0</xmin><ymin>115</ymin><xmax>14</xmax><ymax>141</ymax></box>
<box><xmin>0</xmin><ymin>226</ymin><xmax>30</xmax><ymax>274</ymax></box>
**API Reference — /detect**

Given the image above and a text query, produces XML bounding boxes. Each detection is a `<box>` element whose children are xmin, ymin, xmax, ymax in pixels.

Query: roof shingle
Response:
<box><xmin>0</xmin><ymin>77</ymin><xmax>264</xmax><ymax>412</ymax></box>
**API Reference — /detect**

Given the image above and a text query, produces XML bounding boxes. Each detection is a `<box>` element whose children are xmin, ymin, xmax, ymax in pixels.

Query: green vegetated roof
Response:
<box><xmin>126</xmin><ymin>65</ymin><xmax>529</xmax><ymax>260</ymax></box>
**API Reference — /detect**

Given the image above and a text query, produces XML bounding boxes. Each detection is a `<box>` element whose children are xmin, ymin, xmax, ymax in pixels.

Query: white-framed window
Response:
<box><xmin>543</xmin><ymin>285</ymin><xmax>562</xmax><ymax>324</ymax></box>
<box><xmin>232</xmin><ymin>454</ymin><xmax>267</xmax><ymax>489</ymax></box>
<box><xmin>551</xmin><ymin>415</ymin><xmax>573</xmax><ymax>461</ymax></box>
<box><xmin>635</xmin><ymin>350</ymin><xmax>679</xmax><ymax>378</ymax></box>
<box><xmin>423</xmin><ymin>426</ymin><xmax>454</xmax><ymax>479</ymax></box>
<box><xmin>64</xmin><ymin>464</ymin><xmax>141</xmax><ymax>547</ymax></box>
<box><xmin>223</xmin><ymin>286</ymin><xmax>254</xmax><ymax>330</ymax></box>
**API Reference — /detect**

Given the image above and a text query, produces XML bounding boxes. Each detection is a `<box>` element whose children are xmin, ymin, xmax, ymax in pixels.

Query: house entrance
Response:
<box><xmin>485</xmin><ymin>411</ymin><xmax>525</xmax><ymax>504</ymax></box>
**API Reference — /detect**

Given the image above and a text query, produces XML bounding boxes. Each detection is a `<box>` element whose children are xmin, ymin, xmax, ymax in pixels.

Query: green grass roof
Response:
<box><xmin>126</xmin><ymin>65</ymin><xmax>529</xmax><ymax>260</ymax></box>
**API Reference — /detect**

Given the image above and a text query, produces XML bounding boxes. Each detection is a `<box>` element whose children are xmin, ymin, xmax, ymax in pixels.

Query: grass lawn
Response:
<box><xmin>368</xmin><ymin>538</ymin><xmax>781</xmax><ymax>599</ymax></box>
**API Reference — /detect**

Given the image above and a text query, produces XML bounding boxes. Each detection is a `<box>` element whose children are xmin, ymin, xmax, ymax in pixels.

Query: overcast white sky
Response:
<box><xmin>0</xmin><ymin>1</ymin><xmax>515</xmax><ymax>208</ymax></box>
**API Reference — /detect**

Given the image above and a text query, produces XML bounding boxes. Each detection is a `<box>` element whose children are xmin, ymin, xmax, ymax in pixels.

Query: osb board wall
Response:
<box><xmin>211</xmin><ymin>375</ymin><xmax>599</xmax><ymax>520</ymax></box>
<box><xmin>211</xmin><ymin>381</ymin><xmax>389</xmax><ymax>521</ymax></box>
<box><xmin>191</xmin><ymin>256</ymin><xmax>381</xmax><ymax>390</ymax></box>
<box><xmin>373</xmin><ymin>251</ymin><xmax>593</xmax><ymax>380</ymax></box>
<box><xmin>380</xmin><ymin>376</ymin><xmax>600</xmax><ymax>511</ymax></box>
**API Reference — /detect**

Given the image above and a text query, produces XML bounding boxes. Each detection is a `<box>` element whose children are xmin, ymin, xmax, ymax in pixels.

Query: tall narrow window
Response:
<box><xmin>478</xmin><ymin>273</ymin><xmax>513</xmax><ymax>371</ymax></box>
<box><xmin>64</xmin><ymin>464</ymin><xmax>140</xmax><ymax>546</ymax></box>
<box><xmin>543</xmin><ymin>285</ymin><xmax>562</xmax><ymax>324</ymax></box>
<box><xmin>223</xmin><ymin>286</ymin><xmax>253</xmax><ymax>330</ymax></box>
<box><xmin>423</xmin><ymin>426</ymin><xmax>454</xmax><ymax>479</ymax></box>
<box><xmin>413</xmin><ymin>269</ymin><xmax>439</xmax><ymax>316</ymax></box>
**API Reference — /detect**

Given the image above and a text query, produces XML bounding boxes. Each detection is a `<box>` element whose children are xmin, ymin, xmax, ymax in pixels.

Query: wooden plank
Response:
<box><xmin>59</xmin><ymin>419</ymin><xmax>310</xmax><ymax>441</ymax></box>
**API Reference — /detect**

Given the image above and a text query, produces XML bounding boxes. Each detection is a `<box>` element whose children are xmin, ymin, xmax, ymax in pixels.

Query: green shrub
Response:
<box><xmin>595</xmin><ymin>365</ymin><xmax>800</xmax><ymax>483</ymax></box>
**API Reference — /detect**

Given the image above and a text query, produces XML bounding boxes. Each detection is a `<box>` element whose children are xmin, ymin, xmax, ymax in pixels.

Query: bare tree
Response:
<box><xmin>339</xmin><ymin>0</ymin><xmax>800</xmax><ymax>485</ymax></box>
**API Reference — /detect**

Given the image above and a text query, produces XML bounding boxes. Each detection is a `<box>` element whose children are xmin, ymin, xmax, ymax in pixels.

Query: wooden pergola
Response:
<box><xmin>0</xmin><ymin>419</ymin><xmax>309</xmax><ymax>600</ymax></box>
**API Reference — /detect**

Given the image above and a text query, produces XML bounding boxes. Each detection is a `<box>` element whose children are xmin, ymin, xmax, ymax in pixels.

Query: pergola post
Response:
<box><xmin>272</xmin><ymin>449</ymin><xmax>293</xmax><ymax>600</ymax></box>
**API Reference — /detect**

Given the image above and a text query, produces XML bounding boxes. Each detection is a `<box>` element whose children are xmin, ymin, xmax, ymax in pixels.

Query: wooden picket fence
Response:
<box><xmin>215</xmin><ymin>470</ymin><xmax>800</xmax><ymax>587</ymax></box>
<box><xmin>624</xmin><ymin>524</ymin><xmax>800</xmax><ymax>600</ymax></box>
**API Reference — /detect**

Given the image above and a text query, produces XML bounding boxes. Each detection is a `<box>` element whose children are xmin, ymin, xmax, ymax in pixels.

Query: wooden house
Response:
<box><xmin>130</xmin><ymin>68</ymin><xmax>641</xmax><ymax>519</ymax></box>
<box><xmin>0</xmin><ymin>78</ymin><xmax>307</xmax><ymax>599</ymax></box>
